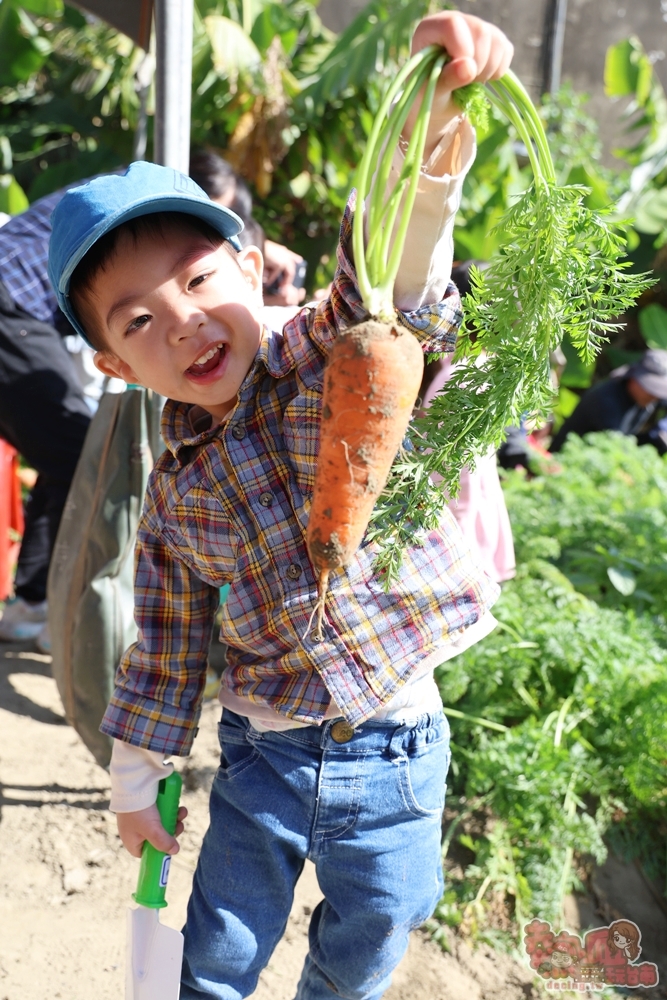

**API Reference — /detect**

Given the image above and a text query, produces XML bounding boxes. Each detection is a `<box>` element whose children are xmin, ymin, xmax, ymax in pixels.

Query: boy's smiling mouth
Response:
<box><xmin>185</xmin><ymin>342</ymin><xmax>228</xmax><ymax>381</ymax></box>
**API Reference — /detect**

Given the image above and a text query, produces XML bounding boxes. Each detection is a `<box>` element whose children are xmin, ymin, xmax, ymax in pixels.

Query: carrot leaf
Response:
<box><xmin>357</xmin><ymin>54</ymin><xmax>653</xmax><ymax>586</ymax></box>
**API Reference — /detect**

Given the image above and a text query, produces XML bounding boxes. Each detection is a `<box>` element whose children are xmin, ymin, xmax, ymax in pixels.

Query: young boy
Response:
<box><xmin>48</xmin><ymin>12</ymin><xmax>513</xmax><ymax>999</ymax></box>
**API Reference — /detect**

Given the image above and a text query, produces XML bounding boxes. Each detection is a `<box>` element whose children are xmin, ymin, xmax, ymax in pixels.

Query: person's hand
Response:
<box><xmin>116</xmin><ymin>803</ymin><xmax>188</xmax><ymax>859</ymax></box>
<box><xmin>404</xmin><ymin>12</ymin><xmax>514</xmax><ymax>164</ymax></box>
<box><xmin>263</xmin><ymin>239</ymin><xmax>306</xmax><ymax>306</ymax></box>
<box><xmin>412</xmin><ymin>11</ymin><xmax>513</xmax><ymax>93</ymax></box>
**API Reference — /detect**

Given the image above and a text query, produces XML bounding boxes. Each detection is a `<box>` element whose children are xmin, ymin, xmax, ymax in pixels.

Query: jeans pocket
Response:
<box><xmin>217</xmin><ymin>720</ymin><xmax>261</xmax><ymax>781</ymax></box>
<box><xmin>397</xmin><ymin>736</ymin><xmax>450</xmax><ymax>818</ymax></box>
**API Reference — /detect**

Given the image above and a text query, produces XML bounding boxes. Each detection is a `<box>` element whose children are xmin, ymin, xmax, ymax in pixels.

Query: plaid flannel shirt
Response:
<box><xmin>101</xmin><ymin>196</ymin><xmax>500</xmax><ymax>756</ymax></box>
<box><xmin>0</xmin><ymin>188</ymin><xmax>64</xmax><ymax>326</ymax></box>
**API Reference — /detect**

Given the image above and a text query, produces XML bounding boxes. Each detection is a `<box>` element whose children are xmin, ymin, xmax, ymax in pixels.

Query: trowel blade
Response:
<box><xmin>126</xmin><ymin>905</ymin><xmax>184</xmax><ymax>1000</ymax></box>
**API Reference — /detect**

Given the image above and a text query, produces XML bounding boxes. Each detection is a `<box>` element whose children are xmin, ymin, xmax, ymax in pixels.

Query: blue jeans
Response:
<box><xmin>180</xmin><ymin>708</ymin><xmax>450</xmax><ymax>1000</ymax></box>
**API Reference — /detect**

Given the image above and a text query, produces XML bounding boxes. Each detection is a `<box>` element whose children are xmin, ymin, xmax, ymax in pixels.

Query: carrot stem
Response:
<box><xmin>366</xmin><ymin>59</ymin><xmax>435</xmax><ymax>285</ymax></box>
<box><xmin>486</xmin><ymin>82</ymin><xmax>545</xmax><ymax>191</ymax></box>
<box><xmin>377</xmin><ymin>52</ymin><xmax>446</xmax><ymax>313</ymax></box>
<box><xmin>354</xmin><ymin>46</ymin><xmax>566</xmax><ymax>318</ymax></box>
<box><xmin>500</xmin><ymin>70</ymin><xmax>556</xmax><ymax>184</ymax></box>
<box><xmin>353</xmin><ymin>48</ymin><xmax>438</xmax><ymax>310</ymax></box>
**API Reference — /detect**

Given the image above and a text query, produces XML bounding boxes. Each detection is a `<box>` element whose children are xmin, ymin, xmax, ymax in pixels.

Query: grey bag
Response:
<box><xmin>48</xmin><ymin>386</ymin><xmax>161</xmax><ymax>768</ymax></box>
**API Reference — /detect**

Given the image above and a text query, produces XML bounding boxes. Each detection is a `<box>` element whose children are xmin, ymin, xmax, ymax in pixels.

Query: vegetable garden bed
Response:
<box><xmin>430</xmin><ymin>431</ymin><xmax>667</xmax><ymax>971</ymax></box>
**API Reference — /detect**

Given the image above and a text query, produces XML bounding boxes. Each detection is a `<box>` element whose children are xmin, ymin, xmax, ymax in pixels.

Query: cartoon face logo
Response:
<box><xmin>550</xmin><ymin>949</ymin><xmax>574</xmax><ymax>970</ymax></box>
<box><xmin>607</xmin><ymin>919</ymin><xmax>641</xmax><ymax>962</ymax></box>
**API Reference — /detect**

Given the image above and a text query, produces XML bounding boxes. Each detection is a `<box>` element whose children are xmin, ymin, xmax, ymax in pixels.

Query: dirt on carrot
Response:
<box><xmin>305</xmin><ymin>320</ymin><xmax>424</xmax><ymax>635</ymax></box>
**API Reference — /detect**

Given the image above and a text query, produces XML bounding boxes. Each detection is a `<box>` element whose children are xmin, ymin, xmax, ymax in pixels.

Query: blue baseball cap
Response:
<box><xmin>48</xmin><ymin>160</ymin><xmax>244</xmax><ymax>343</ymax></box>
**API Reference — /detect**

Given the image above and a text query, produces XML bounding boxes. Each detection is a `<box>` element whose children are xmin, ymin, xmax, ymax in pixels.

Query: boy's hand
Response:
<box><xmin>412</xmin><ymin>11</ymin><xmax>513</xmax><ymax>94</ymax></box>
<box><xmin>116</xmin><ymin>803</ymin><xmax>188</xmax><ymax>858</ymax></box>
<box><xmin>404</xmin><ymin>12</ymin><xmax>514</xmax><ymax>167</ymax></box>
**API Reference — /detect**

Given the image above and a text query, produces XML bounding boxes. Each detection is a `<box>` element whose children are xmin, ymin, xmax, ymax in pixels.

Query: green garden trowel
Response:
<box><xmin>126</xmin><ymin>771</ymin><xmax>184</xmax><ymax>1000</ymax></box>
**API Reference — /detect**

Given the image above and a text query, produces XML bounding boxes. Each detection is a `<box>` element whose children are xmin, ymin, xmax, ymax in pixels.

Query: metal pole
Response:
<box><xmin>132</xmin><ymin>48</ymin><xmax>155</xmax><ymax>162</ymax></box>
<box><xmin>153</xmin><ymin>0</ymin><xmax>193</xmax><ymax>172</ymax></box>
<box><xmin>546</xmin><ymin>0</ymin><xmax>568</xmax><ymax>96</ymax></box>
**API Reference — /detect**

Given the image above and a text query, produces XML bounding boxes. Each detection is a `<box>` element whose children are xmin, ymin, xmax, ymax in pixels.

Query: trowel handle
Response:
<box><xmin>133</xmin><ymin>771</ymin><xmax>183</xmax><ymax>910</ymax></box>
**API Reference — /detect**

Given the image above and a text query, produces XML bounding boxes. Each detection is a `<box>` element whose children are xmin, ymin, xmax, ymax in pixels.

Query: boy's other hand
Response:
<box><xmin>404</xmin><ymin>12</ymin><xmax>513</xmax><ymax>167</ymax></box>
<box><xmin>116</xmin><ymin>803</ymin><xmax>188</xmax><ymax>858</ymax></box>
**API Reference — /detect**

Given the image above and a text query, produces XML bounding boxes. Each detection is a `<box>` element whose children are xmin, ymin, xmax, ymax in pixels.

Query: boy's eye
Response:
<box><xmin>127</xmin><ymin>314</ymin><xmax>151</xmax><ymax>334</ymax></box>
<box><xmin>189</xmin><ymin>273</ymin><xmax>210</xmax><ymax>289</ymax></box>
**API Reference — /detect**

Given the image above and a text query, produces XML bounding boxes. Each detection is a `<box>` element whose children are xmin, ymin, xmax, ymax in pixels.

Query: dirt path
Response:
<box><xmin>0</xmin><ymin>640</ymin><xmax>539</xmax><ymax>1000</ymax></box>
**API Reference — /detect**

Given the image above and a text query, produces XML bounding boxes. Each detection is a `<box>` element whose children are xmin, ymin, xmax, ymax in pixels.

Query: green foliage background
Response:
<box><xmin>434</xmin><ymin>433</ymin><xmax>667</xmax><ymax>943</ymax></box>
<box><xmin>0</xmin><ymin>0</ymin><xmax>437</xmax><ymax>286</ymax></box>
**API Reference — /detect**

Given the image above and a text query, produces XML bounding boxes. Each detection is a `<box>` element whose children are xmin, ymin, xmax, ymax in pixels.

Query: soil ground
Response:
<box><xmin>0</xmin><ymin>638</ymin><xmax>663</xmax><ymax>1000</ymax></box>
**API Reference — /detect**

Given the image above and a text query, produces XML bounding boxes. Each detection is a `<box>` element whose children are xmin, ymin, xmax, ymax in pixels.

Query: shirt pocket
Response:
<box><xmin>282</xmin><ymin>381</ymin><xmax>322</xmax><ymax>498</ymax></box>
<box><xmin>174</xmin><ymin>486</ymin><xmax>240</xmax><ymax>582</ymax></box>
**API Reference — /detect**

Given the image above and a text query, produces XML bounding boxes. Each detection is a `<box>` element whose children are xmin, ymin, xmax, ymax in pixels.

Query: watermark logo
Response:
<box><xmin>524</xmin><ymin>918</ymin><xmax>659</xmax><ymax>991</ymax></box>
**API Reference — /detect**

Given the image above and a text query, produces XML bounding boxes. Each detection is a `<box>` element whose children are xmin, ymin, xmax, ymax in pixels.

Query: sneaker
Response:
<box><xmin>0</xmin><ymin>597</ymin><xmax>48</xmax><ymax>641</ymax></box>
<box><xmin>35</xmin><ymin>621</ymin><xmax>51</xmax><ymax>654</ymax></box>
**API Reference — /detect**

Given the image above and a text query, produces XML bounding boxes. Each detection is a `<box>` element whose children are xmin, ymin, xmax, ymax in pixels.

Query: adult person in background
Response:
<box><xmin>0</xmin><ymin>156</ymin><xmax>304</xmax><ymax>645</ymax></box>
<box><xmin>0</xmin><ymin>186</ymin><xmax>93</xmax><ymax>643</ymax></box>
<box><xmin>189</xmin><ymin>150</ymin><xmax>306</xmax><ymax>307</ymax></box>
<box><xmin>550</xmin><ymin>348</ymin><xmax>667</xmax><ymax>454</ymax></box>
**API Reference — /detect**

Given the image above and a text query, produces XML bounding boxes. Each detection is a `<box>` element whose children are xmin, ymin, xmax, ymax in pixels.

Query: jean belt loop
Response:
<box><xmin>245</xmin><ymin>720</ymin><xmax>263</xmax><ymax>744</ymax></box>
<box><xmin>388</xmin><ymin>725</ymin><xmax>407</xmax><ymax>762</ymax></box>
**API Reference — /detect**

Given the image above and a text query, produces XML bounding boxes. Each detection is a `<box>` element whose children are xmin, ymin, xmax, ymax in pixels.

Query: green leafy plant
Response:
<box><xmin>433</xmin><ymin>433</ymin><xmax>667</xmax><ymax>938</ymax></box>
<box><xmin>0</xmin><ymin>0</ymin><xmax>424</xmax><ymax>286</ymax></box>
<box><xmin>0</xmin><ymin>3</ymin><xmax>144</xmax><ymax>202</ymax></box>
<box><xmin>502</xmin><ymin>432</ymin><xmax>667</xmax><ymax>622</ymax></box>
<box><xmin>638</xmin><ymin>301</ymin><xmax>667</xmax><ymax>349</ymax></box>
<box><xmin>606</xmin><ymin>36</ymin><xmax>667</xmax><ymax>274</ymax></box>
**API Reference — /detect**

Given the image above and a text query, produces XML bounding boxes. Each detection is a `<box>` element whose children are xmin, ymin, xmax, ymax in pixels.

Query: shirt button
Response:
<box><xmin>331</xmin><ymin>721</ymin><xmax>355</xmax><ymax>743</ymax></box>
<box><xmin>286</xmin><ymin>563</ymin><xmax>302</xmax><ymax>581</ymax></box>
<box><xmin>231</xmin><ymin>423</ymin><xmax>246</xmax><ymax>440</ymax></box>
<box><xmin>259</xmin><ymin>491</ymin><xmax>273</xmax><ymax>507</ymax></box>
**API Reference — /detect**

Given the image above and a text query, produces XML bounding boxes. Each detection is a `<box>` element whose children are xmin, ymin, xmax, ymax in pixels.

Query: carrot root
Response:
<box><xmin>303</xmin><ymin>570</ymin><xmax>330</xmax><ymax>643</ymax></box>
<box><xmin>312</xmin><ymin>570</ymin><xmax>330</xmax><ymax>643</ymax></box>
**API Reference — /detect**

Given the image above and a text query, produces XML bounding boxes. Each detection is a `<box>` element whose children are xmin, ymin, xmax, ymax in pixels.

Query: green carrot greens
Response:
<box><xmin>351</xmin><ymin>46</ymin><xmax>653</xmax><ymax>584</ymax></box>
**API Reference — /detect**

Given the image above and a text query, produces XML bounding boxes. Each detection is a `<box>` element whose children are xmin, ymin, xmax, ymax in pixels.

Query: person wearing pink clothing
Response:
<box><xmin>421</xmin><ymin>354</ymin><xmax>516</xmax><ymax>584</ymax></box>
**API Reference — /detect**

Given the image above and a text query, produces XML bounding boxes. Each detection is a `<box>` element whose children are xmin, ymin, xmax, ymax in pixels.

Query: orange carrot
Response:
<box><xmin>304</xmin><ymin>48</ymin><xmax>445</xmax><ymax>636</ymax></box>
<box><xmin>306</xmin><ymin>320</ymin><xmax>424</xmax><ymax>638</ymax></box>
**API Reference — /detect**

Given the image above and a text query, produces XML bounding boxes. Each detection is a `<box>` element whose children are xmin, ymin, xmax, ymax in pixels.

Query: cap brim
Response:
<box><xmin>58</xmin><ymin>193</ymin><xmax>244</xmax><ymax>296</ymax></box>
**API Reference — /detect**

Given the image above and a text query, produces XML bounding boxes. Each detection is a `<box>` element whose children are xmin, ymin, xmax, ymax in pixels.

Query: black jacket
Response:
<box><xmin>550</xmin><ymin>377</ymin><xmax>664</xmax><ymax>453</ymax></box>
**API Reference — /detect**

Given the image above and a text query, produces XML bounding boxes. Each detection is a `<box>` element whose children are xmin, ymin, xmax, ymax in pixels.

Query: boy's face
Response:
<box><xmin>91</xmin><ymin>221</ymin><xmax>264</xmax><ymax>421</ymax></box>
